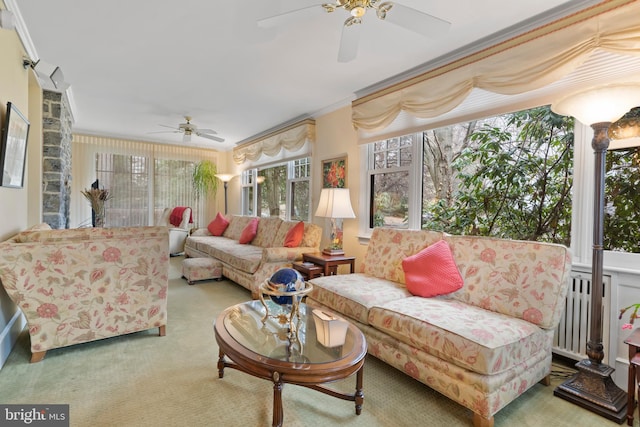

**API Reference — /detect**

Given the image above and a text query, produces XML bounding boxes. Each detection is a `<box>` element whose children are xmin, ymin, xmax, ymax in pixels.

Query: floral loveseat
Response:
<box><xmin>306</xmin><ymin>228</ymin><xmax>571</xmax><ymax>427</ymax></box>
<box><xmin>184</xmin><ymin>215</ymin><xmax>322</xmax><ymax>298</ymax></box>
<box><xmin>0</xmin><ymin>225</ymin><xmax>169</xmax><ymax>362</ymax></box>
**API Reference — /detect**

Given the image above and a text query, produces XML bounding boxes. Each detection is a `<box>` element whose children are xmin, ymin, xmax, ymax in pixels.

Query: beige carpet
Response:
<box><xmin>0</xmin><ymin>256</ymin><xmax>627</xmax><ymax>426</ymax></box>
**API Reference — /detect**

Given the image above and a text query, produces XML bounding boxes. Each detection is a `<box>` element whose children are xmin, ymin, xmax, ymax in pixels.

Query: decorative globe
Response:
<box><xmin>268</xmin><ymin>268</ymin><xmax>305</xmax><ymax>305</ymax></box>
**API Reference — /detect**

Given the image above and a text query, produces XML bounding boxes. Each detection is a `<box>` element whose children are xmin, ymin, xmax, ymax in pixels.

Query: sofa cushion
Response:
<box><xmin>362</xmin><ymin>228</ymin><xmax>443</xmax><ymax>283</ymax></box>
<box><xmin>284</xmin><ymin>221</ymin><xmax>305</xmax><ymax>247</ymax></box>
<box><xmin>252</xmin><ymin>217</ymin><xmax>281</xmax><ymax>248</ymax></box>
<box><xmin>308</xmin><ymin>273</ymin><xmax>411</xmax><ymax>325</ymax></box>
<box><xmin>368</xmin><ymin>296</ymin><xmax>549</xmax><ymax>375</ymax></box>
<box><xmin>207</xmin><ymin>213</ymin><xmax>229</xmax><ymax>236</ymax></box>
<box><xmin>443</xmin><ymin>234</ymin><xmax>572</xmax><ymax>329</ymax></box>
<box><xmin>239</xmin><ymin>218</ymin><xmax>259</xmax><ymax>244</ymax></box>
<box><xmin>402</xmin><ymin>240</ymin><xmax>463</xmax><ymax>297</ymax></box>
<box><xmin>188</xmin><ymin>236</ymin><xmax>263</xmax><ymax>273</ymax></box>
<box><xmin>223</xmin><ymin>215</ymin><xmax>253</xmax><ymax>240</ymax></box>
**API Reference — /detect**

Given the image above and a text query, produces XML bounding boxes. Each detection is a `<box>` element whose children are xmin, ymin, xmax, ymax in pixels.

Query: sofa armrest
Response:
<box><xmin>262</xmin><ymin>246</ymin><xmax>318</xmax><ymax>263</ymax></box>
<box><xmin>190</xmin><ymin>228</ymin><xmax>212</xmax><ymax>237</ymax></box>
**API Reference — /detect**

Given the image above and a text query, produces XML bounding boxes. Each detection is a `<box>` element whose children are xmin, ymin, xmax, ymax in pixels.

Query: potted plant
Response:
<box><xmin>192</xmin><ymin>160</ymin><xmax>218</xmax><ymax>227</ymax></box>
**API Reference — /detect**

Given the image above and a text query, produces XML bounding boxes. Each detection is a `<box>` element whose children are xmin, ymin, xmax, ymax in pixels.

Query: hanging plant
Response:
<box><xmin>192</xmin><ymin>160</ymin><xmax>219</xmax><ymax>198</ymax></box>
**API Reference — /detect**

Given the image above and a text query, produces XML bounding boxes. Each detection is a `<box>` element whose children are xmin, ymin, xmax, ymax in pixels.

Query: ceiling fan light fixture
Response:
<box><xmin>351</xmin><ymin>6</ymin><xmax>366</xmax><ymax>18</ymax></box>
<box><xmin>376</xmin><ymin>2</ymin><xmax>393</xmax><ymax>19</ymax></box>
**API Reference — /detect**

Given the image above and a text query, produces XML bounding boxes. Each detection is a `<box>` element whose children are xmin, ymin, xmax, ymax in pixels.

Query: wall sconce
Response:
<box><xmin>551</xmin><ymin>83</ymin><xmax>640</xmax><ymax>423</ymax></box>
<box><xmin>215</xmin><ymin>174</ymin><xmax>235</xmax><ymax>215</ymax></box>
<box><xmin>22</xmin><ymin>58</ymin><xmax>70</xmax><ymax>91</ymax></box>
<box><xmin>314</xmin><ymin>188</ymin><xmax>355</xmax><ymax>256</ymax></box>
<box><xmin>311</xmin><ymin>309</ymin><xmax>348</xmax><ymax>348</ymax></box>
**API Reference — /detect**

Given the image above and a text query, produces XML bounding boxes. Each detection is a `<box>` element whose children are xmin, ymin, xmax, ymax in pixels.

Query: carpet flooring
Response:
<box><xmin>0</xmin><ymin>256</ymin><xmax>628</xmax><ymax>426</ymax></box>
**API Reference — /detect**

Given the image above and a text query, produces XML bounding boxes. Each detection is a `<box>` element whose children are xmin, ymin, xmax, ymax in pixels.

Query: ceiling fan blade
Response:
<box><xmin>158</xmin><ymin>124</ymin><xmax>179</xmax><ymax>130</ymax></box>
<box><xmin>196</xmin><ymin>128</ymin><xmax>217</xmax><ymax>135</ymax></box>
<box><xmin>147</xmin><ymin>130</ymin><xmax>179</xmax><ymax>134</ymax></box>
<box><xmin>197</xmin><ymin>132</ymin><xmax>225</xmax><ymax>143</ymax></box>
<box><xmin>338</xmin><ymin>22</ymin><xmax>362</xmax><ymax>63</ymax></box>
<box><xmin>257</xmin><ymin>4</ymin><xmax>323</xmax><ymax>29</ymax></box>
<box><xmin>383</xmin><ymin>3</ymin><xmax>451</xmax><ymax>38</ymax></box>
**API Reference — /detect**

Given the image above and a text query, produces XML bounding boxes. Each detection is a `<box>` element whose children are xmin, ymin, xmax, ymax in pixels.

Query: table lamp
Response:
<box><xmin>314</xmin><ymin>188</ymin><xmax>355</xmax><ymax>256</ymax></box>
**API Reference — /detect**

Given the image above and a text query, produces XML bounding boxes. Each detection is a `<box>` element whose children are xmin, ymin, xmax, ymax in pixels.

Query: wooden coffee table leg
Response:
<box><xmin>355</xmin><ymin>365</ymin><xmax>364</xmax><ymax>415</ymax></box>
<box><xmin>272</xmin><ymin>371</ymin><xmax>284</xmax><ymax>427</ymax></box>
<box><xmin>217</xmin><ymin>349</ymin><xmax>226</xmax><ymax>379</ymax></box>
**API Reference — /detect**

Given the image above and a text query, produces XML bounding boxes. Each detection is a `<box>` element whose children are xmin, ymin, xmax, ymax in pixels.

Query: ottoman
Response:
<box><xmin>182</xmin><ymin>257</ymin><xmax>223</xmax><ymax>285</ymax></box>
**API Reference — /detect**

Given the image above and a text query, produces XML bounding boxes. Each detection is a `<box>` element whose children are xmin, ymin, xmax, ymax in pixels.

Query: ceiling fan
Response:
<box><xmin>258</xmin><ymin>1</ymin><xmax>451</xmax><ymax>62</ymax></box>
<box><xmin>154</xmin><ymin>116</ymin><xmax>225</xmax><ymax>143</ymax></box>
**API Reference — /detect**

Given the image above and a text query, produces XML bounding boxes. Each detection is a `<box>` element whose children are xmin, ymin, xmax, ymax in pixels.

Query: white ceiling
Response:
<box><xmin>10</xmin><ymin>0</ymin><xmax>605</xmax><ymax>151</ymax></box>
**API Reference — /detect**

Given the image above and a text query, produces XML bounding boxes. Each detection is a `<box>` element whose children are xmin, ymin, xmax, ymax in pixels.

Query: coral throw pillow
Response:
<box><xmin>239</xmin><ymin>218</ymin><xmax>259</xmax><ymax>244</ymax></box>
<box><xmin>207</xmin><ymin>212</ymin><xmax>229</xmax><ymax>236</ymax></box>
<box><xmin>402</xmin><ymin>240</ymin><xmax>464</xmax><ymax>297</ymax></box>
<box><xmin>284</xmin><ymin>221</ymin><xmax>305</xmax><ymax>248</ymax></box>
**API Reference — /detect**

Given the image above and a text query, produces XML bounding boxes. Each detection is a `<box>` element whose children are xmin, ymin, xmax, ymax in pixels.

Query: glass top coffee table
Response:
<box><xmin>214</xmin><ymin>299</ymin><xmax>367</xmax><ymax>427</ymax></box>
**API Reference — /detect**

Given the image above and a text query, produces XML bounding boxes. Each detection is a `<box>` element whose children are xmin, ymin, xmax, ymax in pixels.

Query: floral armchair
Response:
<box><xmin>0</xmin><ymin>226</ymin><xmax>169</xmax><ymax>362</ymax></box>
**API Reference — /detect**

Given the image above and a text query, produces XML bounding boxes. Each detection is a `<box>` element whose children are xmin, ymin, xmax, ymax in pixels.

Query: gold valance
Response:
<box><xmin>233</xmin><ymin>119</ymin><xmax>316</xmax><ymax>165</ymax></box>
<box><xmin>352</xmin><ymin>0</ymin><xmax>640</xmax><ymax>136</ymax></box>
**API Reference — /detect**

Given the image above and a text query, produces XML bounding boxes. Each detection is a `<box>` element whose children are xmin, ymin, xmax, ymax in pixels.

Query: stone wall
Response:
<box><xmin>42</xmin><ymin>90</ymin><xmax>72</xmax><ymax>229</ymax></box>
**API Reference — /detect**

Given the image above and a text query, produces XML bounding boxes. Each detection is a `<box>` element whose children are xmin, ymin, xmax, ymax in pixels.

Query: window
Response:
<box><xmin>241</xmin><ymin>157</ymin><xmax>311</xmax><ymax>221</ymax></box>
<box><xmin>365</xmin><ymin>136</ymin><xmax>421</xmax><ymax>230</ymax></box>
<box><xmin>605</xmin><ymin>146</ymin><xmax>640</xmax><ymax>253</ymax></box>
<box><xmin>289</xmin><ymin>158</ymin><xmax>311</xmax><ymax>221</ymax></box>
<box><xmin>96</xmin><ymin>153</ymin><xmax>149</xmax><ymax>227</ymax></box>
<box><xmin>154</xmin><ymin>158</ymin><xmax>198</xmax><ymax>224</ymax></box>
<box><xmin>362</xmin><ymin>106</ymin><xmax>574</xmax><ymax>246</ymax></box>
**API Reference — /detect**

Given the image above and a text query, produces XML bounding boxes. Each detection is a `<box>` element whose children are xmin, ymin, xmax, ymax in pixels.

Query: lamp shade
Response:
<box><xmin>315</xmin><ymin>188</ymin><xmax>355</xmax><ymax>219</ymax></box>
<box><xmin>551</xmin><ymin>83</ymin><xmax>640</xmax><ymax>125</ymax></box>
<box><xmin>214</xmin><ymin>173</ymin><xmax>235</xmax><ymax>183</ymax></box>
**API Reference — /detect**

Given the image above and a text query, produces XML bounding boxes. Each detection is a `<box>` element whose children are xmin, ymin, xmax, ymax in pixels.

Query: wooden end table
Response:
<box><xmin>292</xmin><ymin>261</ymin><xmax>323</xmax><ymax>280</ymax></box>
<box><xmin>302</xmin><ymin>252</ymin><xmax>355</xmax><ymax>277</ymax></box>
<box><xmin>625</xmin><ymin>328</ymin><xmax>640</xmax><ymax>425</ymax></box>
<box><xmin>214</xmin><ymin>300</ymin><xmax>366</xmax><ymax>427</ymax></box>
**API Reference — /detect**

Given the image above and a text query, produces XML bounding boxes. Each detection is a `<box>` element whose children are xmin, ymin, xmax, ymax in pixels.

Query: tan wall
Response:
<box><xmin>313</xmin><ymin>105</ymin><xmax>367</xmax><ymax>270</ymax></box>
<box><xmin>0</xmin><ymin>12</ymin><xmax>41</xmax><ymax>369</ymax></box>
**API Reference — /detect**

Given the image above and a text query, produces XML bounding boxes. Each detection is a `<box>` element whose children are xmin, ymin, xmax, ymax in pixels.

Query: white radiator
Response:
<box><xmin>553</xmin><ymin>272</ymin><xmax>611</xmax><ymax>364</ymax></box>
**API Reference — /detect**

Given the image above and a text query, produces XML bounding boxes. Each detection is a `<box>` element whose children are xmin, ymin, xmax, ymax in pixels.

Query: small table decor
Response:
<box><xmin>258</xmin><ymin>268</ymin><xmax>313</xmax><ymax>341</ymax></box>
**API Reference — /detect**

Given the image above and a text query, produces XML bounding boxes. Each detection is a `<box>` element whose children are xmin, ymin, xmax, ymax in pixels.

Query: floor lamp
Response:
<box><xmin>215</xmin><ymin>174</ymin><xmax>235</xmax><ymax>215</ymax></box>
<box><xmin>551</xmin><ymin>83</ymin><xmax>640</xmax><ymax>423</ymax></box>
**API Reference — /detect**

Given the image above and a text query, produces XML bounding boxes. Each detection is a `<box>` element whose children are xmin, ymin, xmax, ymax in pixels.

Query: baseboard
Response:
<box><xmin>0</xmin><ymin>310</ymin><xmax>26</xmax><ymax>370</ymax></box>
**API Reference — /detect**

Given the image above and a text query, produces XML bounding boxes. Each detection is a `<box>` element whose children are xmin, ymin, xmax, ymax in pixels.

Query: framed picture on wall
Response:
<box><xmin>322</xmin><ymin>155</ymin><xmax>347</xmax><ymax>188</ymax></box>
<box><xmin>0</xmin><ymin>102</ymin><xmax>30</xmax><ymax>188</ymax></box>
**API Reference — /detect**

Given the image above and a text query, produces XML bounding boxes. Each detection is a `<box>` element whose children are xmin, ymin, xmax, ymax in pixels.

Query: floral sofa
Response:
<box><xmin>0</xmin><ymin>225</ymin><xmax>169</xmax><ymax>362</ymax></box>
<box><xmin>306</xmin><ymin>228</ymin><xmax>571</xmax><ymax>427</ymax></box>
<box><xmin>184</xmin><ymin>215</ymin><xmax>322</xmax><ymax>298</ymax></box>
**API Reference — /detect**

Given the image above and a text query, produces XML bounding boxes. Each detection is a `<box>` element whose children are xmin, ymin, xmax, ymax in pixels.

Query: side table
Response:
<box><xmin>292</xmin><ymin>261</ymin><xmax>323</xmax><ymax>280</ymax></box>
<box><xmin>624</xmin><ymin>328</ymin><xmax>640</xmax><ymax>425</ymax></box>
<box><xmin>302</xmin><ymin>252</ymin><xmax>355</xmax><ymax>277</ymax></box>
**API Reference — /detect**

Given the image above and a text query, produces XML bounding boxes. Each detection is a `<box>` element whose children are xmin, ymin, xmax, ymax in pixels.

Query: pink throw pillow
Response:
<box><xmin>402</xmin><ymin>240</ymin><xmax>464</xmax><ymax>297</ymax></box>
<box><xmin>207</xmin><ymin>213</ymin><xmax>229</xmax><ymax>236</ymax></box>
<box><xmin>284</xmin><ymin>221</ymin><xmax>305</xmax><ymax>248</ymax></box>
<box><xmin>239</xmin><ymin>218</ymin><xmax>259</xmax><ymax>244</ymax></box>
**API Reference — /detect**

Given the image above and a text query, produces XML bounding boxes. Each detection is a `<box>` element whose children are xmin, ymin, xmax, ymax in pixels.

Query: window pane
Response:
<box><xmin>605</xmin><ymin>146</ymin><xmax>640</xmax><ymax>253</ymax></box>
<box><xmin>260</xmin><ymin>165</ymin><xmax>287</xmax><ymax>219</ymax></box>
<box><xmin>291</xmin><ymin>180</ymin><xmax>309</xmax><ymax>221</ymax></box>
<box><xmin>154</xmin><ymin>159</ymin><xmax>197</xmax><ymax>224</ymax></box>
<box><xmin>97</xmin><ymin>153</ymin><xmax>149</xmax><ymax>227</ymax></box>
<box><xmin>370</xmin><ymin>171</ymin><xmax>409</xmax><ymax>228</ymax></box>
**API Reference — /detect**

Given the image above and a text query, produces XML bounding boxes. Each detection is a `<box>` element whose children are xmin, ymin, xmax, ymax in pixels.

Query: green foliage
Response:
<box><xmin>192</xmin><ymin>160</ymin><xmax>218</xmax><ymax>198</ymax></box>
<box><xmin>423</xmin><ymin>106</ymin><xmax>574</xmax><ymax>245</ymax></box>
<box><xmin>605</xmin><ymin>147</ymin><xmax>640</xmax><ymax>252</ymax></box>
